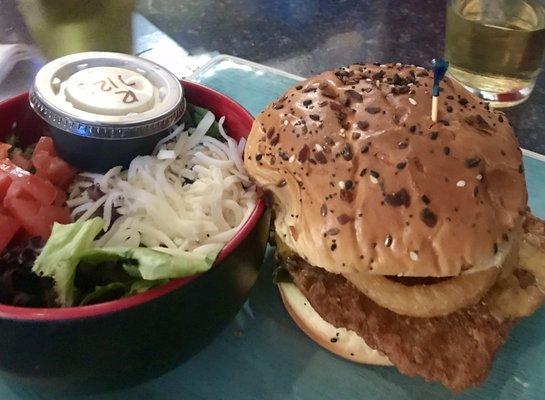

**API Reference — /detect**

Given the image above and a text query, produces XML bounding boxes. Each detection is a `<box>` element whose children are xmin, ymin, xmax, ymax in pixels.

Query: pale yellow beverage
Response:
<box><xmin>445</xmin><ymin>0</ymin><xmax>545</xmax><ymax>107</ymax></box>
<box><xmin>18</xmin><ymin>0</ymin><xmax>135</xmax><ymax>60</ymax></box>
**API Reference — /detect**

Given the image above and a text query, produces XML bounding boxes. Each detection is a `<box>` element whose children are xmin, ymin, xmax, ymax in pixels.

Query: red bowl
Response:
<box><xmin>0</xmin><ymin>81</ymin><xmax>269</xmax><ymax>393</ymax></box>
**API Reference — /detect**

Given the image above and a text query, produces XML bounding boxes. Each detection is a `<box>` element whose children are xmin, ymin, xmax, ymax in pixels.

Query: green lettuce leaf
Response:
<box><xmin>33</xmin><ymin>218</ymin><xmax>218</xmax><ymax>307</ymax></box>
<box><xmin>79</xmin><ymin>247</ymin><xmax>217</xmax><ymax>280</ymax></box>
<box><xmin>77</xmin><ymin>275</ymin><xmax>169</xmax><ymax>307</ymax></box>
<box><xmin>78</xmin><ymin>278</ymin><xmax>168</xmax><ymax>306</ymax></box>
<box><xmin>72</xmin><ymin>248</ymin><xmax>215</xmax><ymax>305</ymax></box>
<box><xmin>79</xmin><ymin>282</ymin><xmax>128</xmax><ymax>306</ymax></box>
<box><xmin>32</xmin><ymin>218</ymin><xmax>104</xmax><ymax>307</ymax></box>
<box><xmin>183</xmin><ymin>104</ymin><xmax>221</xmax><ymax>139</ymax></box>
<box><xmin>129</xmin><ymin>279</ymin><xmax>169</xmax><ymax>294</ymax></box>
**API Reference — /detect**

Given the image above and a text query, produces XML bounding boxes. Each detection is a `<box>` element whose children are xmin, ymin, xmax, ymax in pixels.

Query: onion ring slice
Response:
<box><xmin>486</xmin><ymin>272</ymin><xmax>544</xmax><ymax>319</ymax></box>
<box><xmin>345</xmin><ymin>267</ymin><xmax>500</xmax><ymax>318</ymax></box>
<box><xmin>484</xmin><ymin>214</ymin><xmax>545</xmax><ymax>319</ymax></box>
<box><xmin>519</xmin><ymin>239</ymin><xmax>545</xmax><ymax>294</ymax></box>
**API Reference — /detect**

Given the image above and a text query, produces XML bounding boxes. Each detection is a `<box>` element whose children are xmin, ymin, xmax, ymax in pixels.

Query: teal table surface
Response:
<box><xmin>3</xmin><ymin>55</ymin><xmax>545</xmax><ymax>400</ymax></box>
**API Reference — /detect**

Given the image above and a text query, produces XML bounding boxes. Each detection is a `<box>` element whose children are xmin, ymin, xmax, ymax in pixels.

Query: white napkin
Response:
<box><xmin>0</xmin><ymin>43</ymin><xmax>41</xmax><ymax>85</ymax></box>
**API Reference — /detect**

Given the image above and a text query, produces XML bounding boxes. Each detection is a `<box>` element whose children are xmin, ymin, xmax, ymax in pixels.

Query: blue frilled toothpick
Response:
<box><xmin>431</xmin><ymin>58</ymin><xmax>449</xmax><ymax>122</ymax></box>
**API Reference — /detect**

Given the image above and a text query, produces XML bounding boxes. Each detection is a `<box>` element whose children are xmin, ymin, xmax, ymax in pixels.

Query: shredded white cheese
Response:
<box><xmin>68</xmin><ymin>111</ymin><xmax>256</xmax><ymax>259</ymax></box>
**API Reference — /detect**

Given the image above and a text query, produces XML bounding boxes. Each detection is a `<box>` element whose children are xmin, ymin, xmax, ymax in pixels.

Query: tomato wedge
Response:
<box><xmin>33</xmin><ymin>137</ymin><xmax>56</xmax><ymax>156</ymax></box>
<box><xmin>0</xmin><ymin>143</ymin><xmax>11</xmax><ymax>159</ymax></box>
<box><xmin>4</xmin><ymin>196</ymin><xmax>41</xmax><ymax>237</ymax></box>
<box><xmin>0</xmin><ymin>137</ymin><xmax>76</xmax><ymax>243</ymax></box>
<box><xmin>4</xmin><ymin>195</ymin><xmax>70</xmax><ymax>240</ymax></box>
<box><xmin>0</xmin><ymin>213</ymin><xmax>20</xmax><ymax>253</ymax></box>
<box><xmin>53</xmin><ymin>187</ymin><xmax>67</xmax><ymax>206</ymax></box>
<box><xmin>0</xmin><ymin>173</ymin><xmax>10</xmax><ymax>202</ymax></box>
<box><xmin>32</xmin><ymin>149</ymin><xmax>77</xmax><ymax>189</ymax></box>
<box><xmin>0</xmin><ymin>158</ymin><xmax>30</xmax><ymax>179</ymax></box>
<box><xmin>3</xmin><ymin>176</ymin><xmax>57</xmax><ymax>206</ymax></box>
<box><xmin>23</xmin><ymin>175</ymin><xmax>58</xmax><ymax>206</ymax></box>
<box><xmin>11</xmin><ymin>151</ymin><xmax>32</xmax><ymax>171</ymax></box>
<box><xmin>41</xmin><ymin>155</ymin><xmax>77</xmax><ymax>189</ymax></box>
<box><xmin>38</xmin><ymin>205</ymin><xmax>71</xmax><ymax>227</ymax></box>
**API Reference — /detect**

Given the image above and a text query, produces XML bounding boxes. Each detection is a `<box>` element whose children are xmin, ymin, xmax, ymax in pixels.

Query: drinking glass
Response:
<box><xmin>445</xmin><ymin>0</ymin><xmax>545</xmax><ymax>107</ymax></box>
<box><xmin>17</xmin><ymin>0</ymin><xmax>135</xmax><ymax>60</ymax></box>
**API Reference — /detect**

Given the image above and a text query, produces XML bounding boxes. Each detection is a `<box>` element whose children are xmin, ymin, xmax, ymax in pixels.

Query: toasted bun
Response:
<box><xmin>244</xmin><ymin>63</ymin><xmax>527</xmax><ymax>277</ymax></box>
<box><xmin>278</xmin><ymin>282</ymin><xmax>392</xmax><ymax>366</ymax></box>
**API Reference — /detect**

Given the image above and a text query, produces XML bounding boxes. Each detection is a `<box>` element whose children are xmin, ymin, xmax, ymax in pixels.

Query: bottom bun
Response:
<box><xmin>278</xmin><ymin>282</ymin><xmax>392</xmax><ymax>366</ymax></box>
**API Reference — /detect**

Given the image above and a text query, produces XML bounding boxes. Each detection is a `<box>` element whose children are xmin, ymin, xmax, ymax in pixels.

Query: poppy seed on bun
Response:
<box><xmin>244</xmin><ymin>63</ymin><xmax>526</xmax><ymax>278</ymax></box>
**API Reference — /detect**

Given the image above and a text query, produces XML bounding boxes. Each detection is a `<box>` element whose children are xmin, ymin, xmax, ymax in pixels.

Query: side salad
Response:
<box><xmin>0</xmin><ymin>105</ymin><xmax>256</xmax><ymax>307</ymax></box>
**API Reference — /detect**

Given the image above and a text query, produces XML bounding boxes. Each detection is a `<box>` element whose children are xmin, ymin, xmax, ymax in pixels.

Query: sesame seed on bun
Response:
<box><xmin>244</xmin><ymin>63</ymin><xmax>527</xmax><ymax>278</ymax></box>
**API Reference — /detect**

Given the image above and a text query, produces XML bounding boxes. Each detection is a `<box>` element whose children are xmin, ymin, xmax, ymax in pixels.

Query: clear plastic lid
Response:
<box><xmin>29</xmin><ymin>52</ymin><xmax>185</xmax><ymax>139</ymax></box>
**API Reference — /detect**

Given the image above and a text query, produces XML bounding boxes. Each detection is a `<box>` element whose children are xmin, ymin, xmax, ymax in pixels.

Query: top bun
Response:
<box><xmin>244</xmin><ymin>63</ymin><xmax>527</xmax><ymax>277</ymax></box>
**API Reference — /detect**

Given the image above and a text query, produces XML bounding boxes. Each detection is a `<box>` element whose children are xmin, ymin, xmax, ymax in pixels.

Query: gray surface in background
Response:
<box><xmin>0</xmin><ymin>0</ymin><xmax>543</xmax><ymax>153</ymax></box>
<box><xmin>0</xmin><ymin>1</ymin><xmax>215</xmax><ymax>101</ymax></box>
<box><xmin>137</xmin><ymin>0</ymin><xmax>545</xmax><ymax>154</ymax></box>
